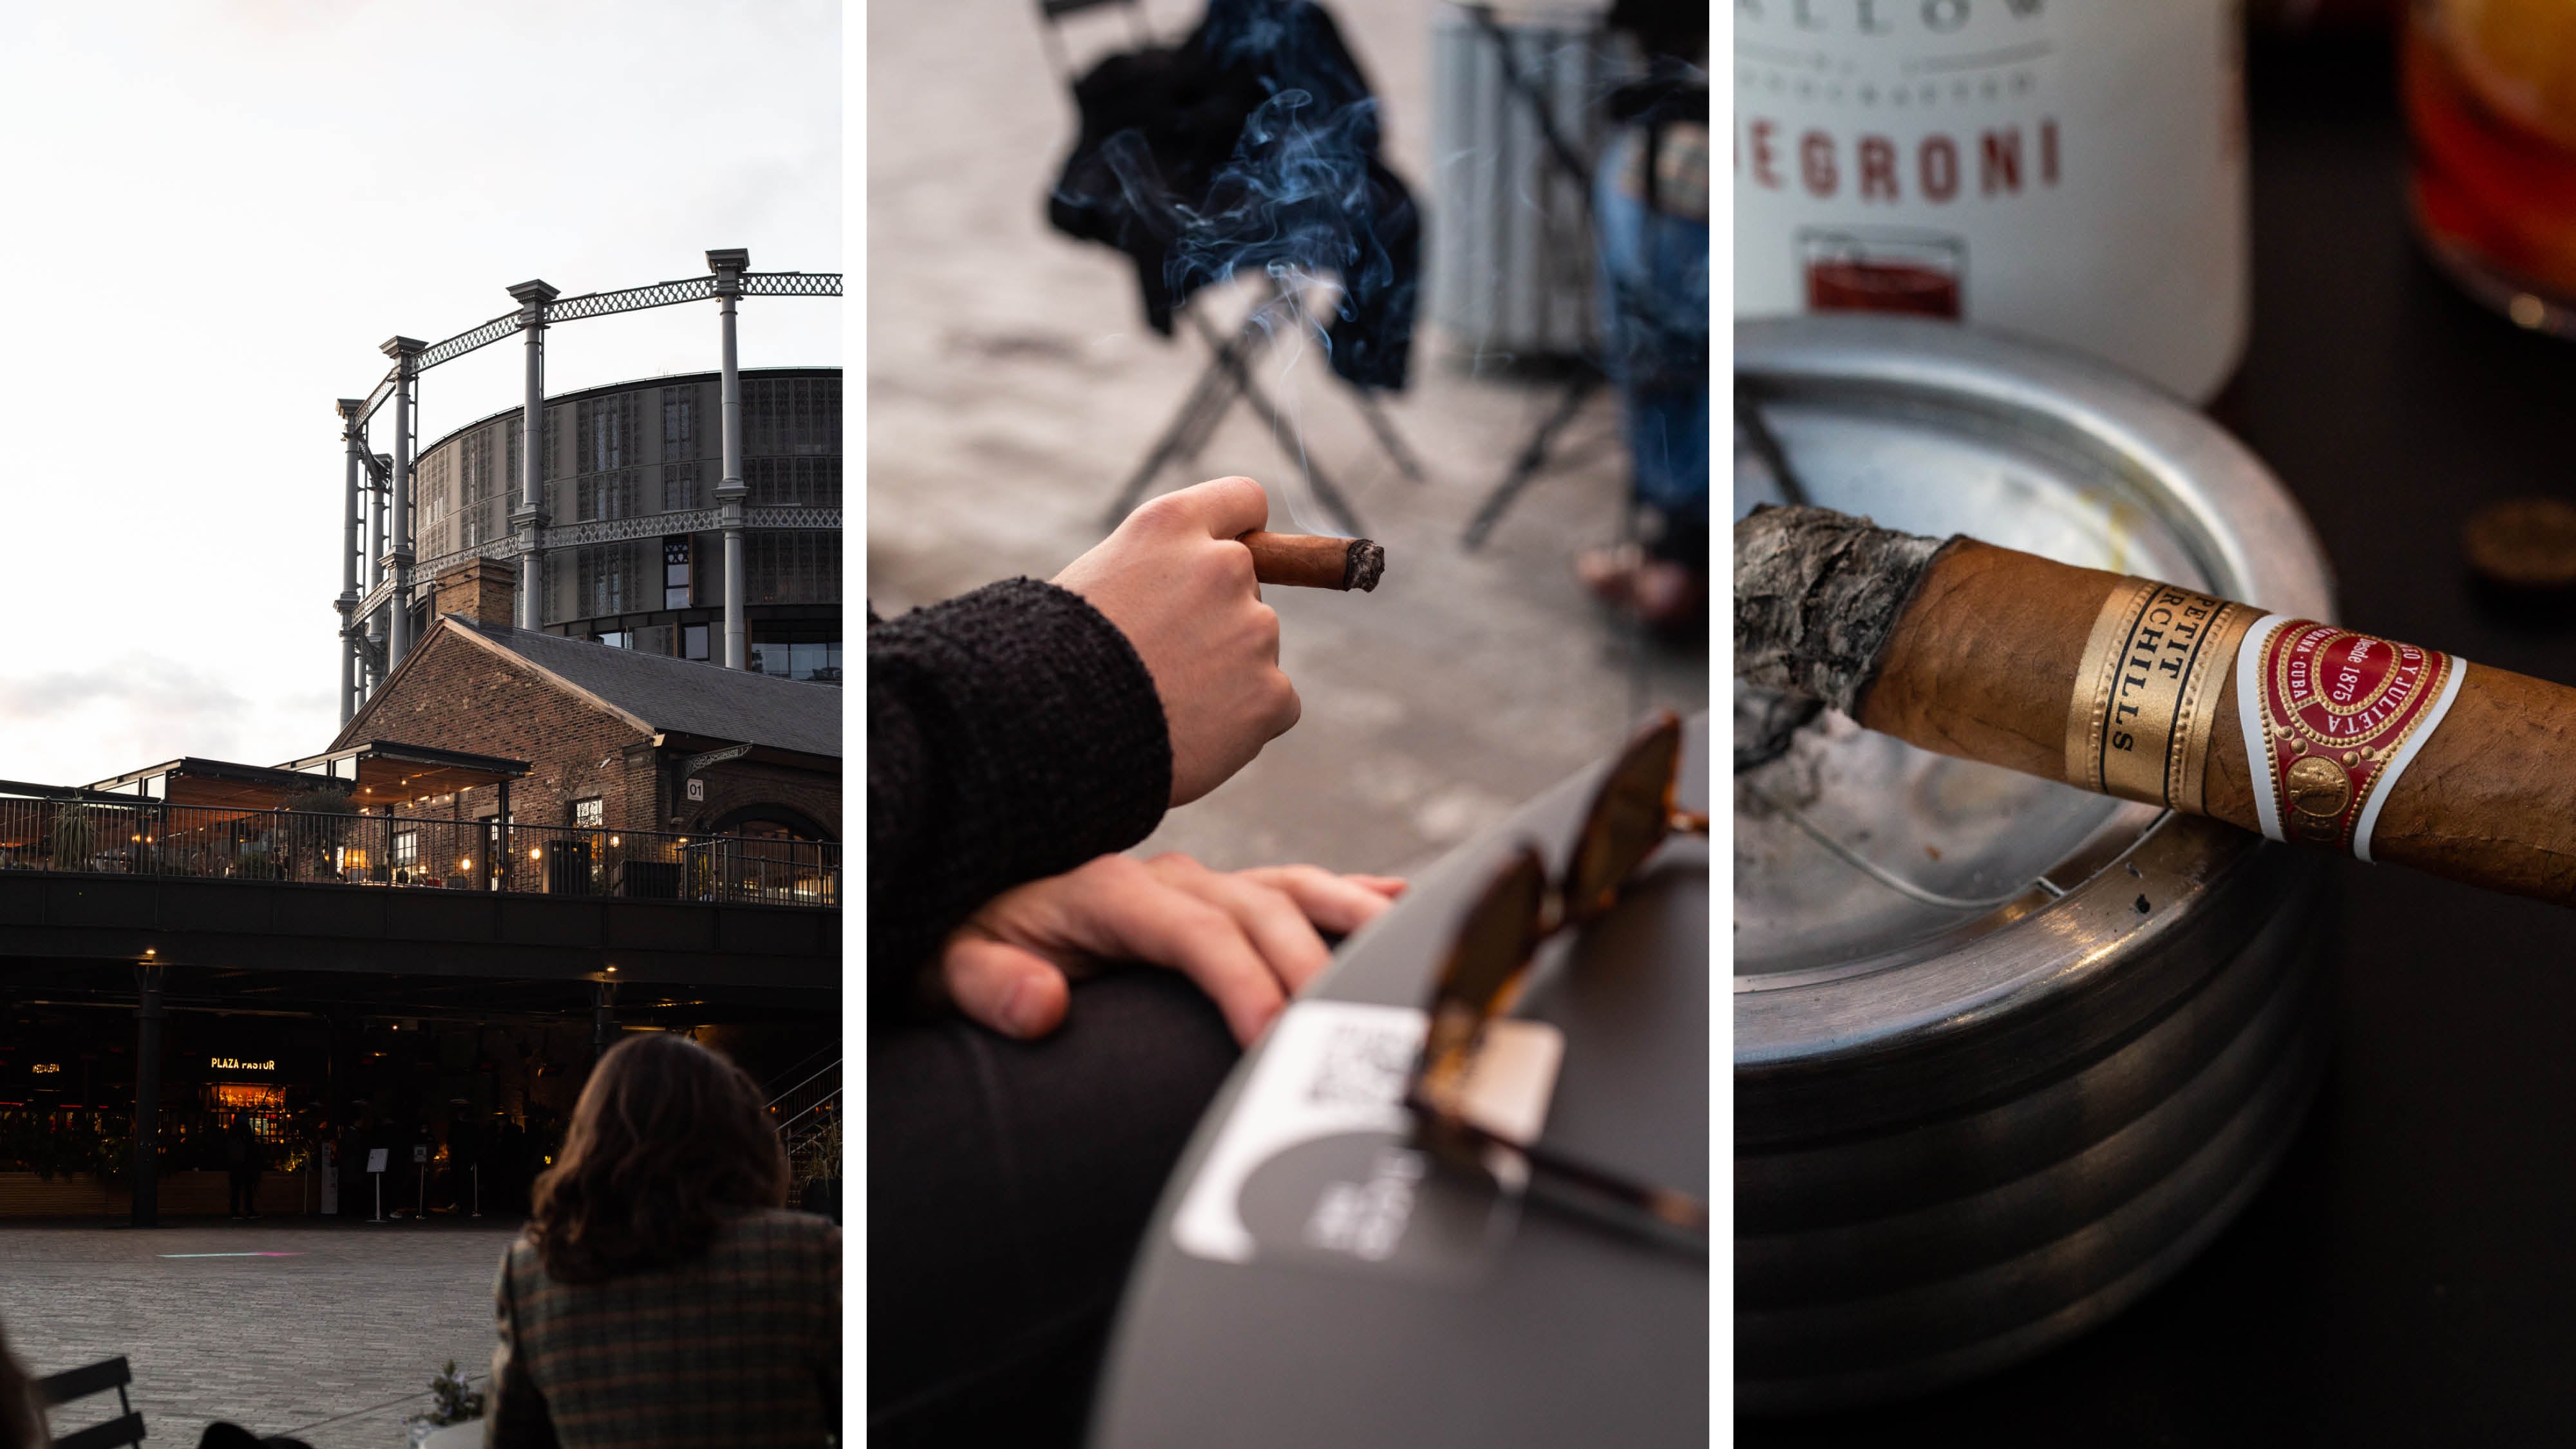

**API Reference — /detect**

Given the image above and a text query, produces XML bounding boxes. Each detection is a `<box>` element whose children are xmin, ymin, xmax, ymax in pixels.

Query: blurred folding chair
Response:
<box><xmin>36</xmin><ymin>1357</ymin><xmax>146</xmax><ymax>1449</ymax></box>
<box><xmin>1032</xmin><ymin>0</ymin><xmax>1423</xmax><ymax>536</ymax></box>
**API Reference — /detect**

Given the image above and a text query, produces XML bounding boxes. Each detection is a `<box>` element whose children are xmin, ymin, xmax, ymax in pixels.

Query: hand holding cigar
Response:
<box><xmin>1054</xmin><ymin>477</ymin><xmax>1396</xmax><ymax>807</ymax></box>
<box><xmin>1737</xmin><ymin>504</ymin><xmax>2576</xmax><ymax>908</ymax></box>
<box><xmin>1240</xmin><ymin>530</ymin><xmax>1385</xmax><ymax>592</ymax></box>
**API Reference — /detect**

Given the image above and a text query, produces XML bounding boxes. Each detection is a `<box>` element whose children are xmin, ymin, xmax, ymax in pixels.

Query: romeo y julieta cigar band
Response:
<box><xmin>2067</xmin><ymin>576</ymin><xmax>2470</xmax><ymax>860</ymax></box>
<box><xmin>2231</xmin><ymin>616</ymin><xmax>2465</xmax><ymax>862</ymax></box>
<box><xmin>2065</xmin><ymin>578</ymin><xmax>2254</xmax><ymax>814</ymax></box>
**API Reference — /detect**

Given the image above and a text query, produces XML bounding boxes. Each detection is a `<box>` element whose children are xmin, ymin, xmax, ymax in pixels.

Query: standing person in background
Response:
<box><xmin>485</xmin><ymin>1033</ymin><xmax>837</xmax><ymax>1446</ymax></box>
<box><xmin>407</xmin><ymin>1115</ymin><xmax>433</xmax><ymax>1218</ymax></box>
<box><xmin>495</xmin><ymin>1113</ymin><xmax>530</xmax><ymax>1216</ymax></box>
<box><xmin>225</xmin><ymin>1116</ymin><xmax>261</xmax><ymax>1220</ymax></box>
<box><xmin>1575</xmin><ymin>2</ymin><xmax>1711</xmax><ymax>632</ymax></box>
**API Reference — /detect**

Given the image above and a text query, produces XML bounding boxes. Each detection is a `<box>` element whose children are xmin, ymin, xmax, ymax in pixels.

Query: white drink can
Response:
<box><xmin>1732</xmin><ymin>0</ymin><xmax>2249</xmax><ymax>401</ymax></box>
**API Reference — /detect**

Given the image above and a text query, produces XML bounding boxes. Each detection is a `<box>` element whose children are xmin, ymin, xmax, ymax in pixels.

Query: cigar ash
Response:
<box><xmin>1342</xmin><ymin>538</ymin><xmax>1385</xmax><ymax>592</ymax></box>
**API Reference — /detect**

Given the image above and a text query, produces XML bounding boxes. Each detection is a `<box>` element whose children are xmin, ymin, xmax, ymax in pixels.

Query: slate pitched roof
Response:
<box><xmin>437</xmin><ymin>616</ymin><xmax>842</xmax><ymax>758</ymax></box>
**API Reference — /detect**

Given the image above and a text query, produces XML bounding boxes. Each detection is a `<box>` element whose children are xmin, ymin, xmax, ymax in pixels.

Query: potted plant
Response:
<box><xmin>48</xmin><ymin>806</ymin><xmax>95</xmax><ymax>870</ymax></box>
<box><xmin>404</xmin><ymin>1359</ymin><xmax>485</xmax><ymax>1446</ymax></box>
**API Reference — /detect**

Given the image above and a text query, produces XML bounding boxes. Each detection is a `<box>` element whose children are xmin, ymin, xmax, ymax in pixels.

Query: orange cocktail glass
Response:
<box><xmin>2407</xmin><ymin>0</ymin><xmax>2576</xmax><ymax>333</ymax></box>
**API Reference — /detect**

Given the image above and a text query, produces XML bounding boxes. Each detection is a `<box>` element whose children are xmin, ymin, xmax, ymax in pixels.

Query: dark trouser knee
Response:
<box><xmin>866</xmin><ymin>970</ymin><xmax>1240</xmax><ymax>1445</ymax></box>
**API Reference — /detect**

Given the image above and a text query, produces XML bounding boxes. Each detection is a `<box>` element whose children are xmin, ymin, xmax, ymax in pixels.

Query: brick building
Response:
<box><xmin>333</xmin><ymin>562</ymin><xmax>840</xmax><ymax>840</ymax></box>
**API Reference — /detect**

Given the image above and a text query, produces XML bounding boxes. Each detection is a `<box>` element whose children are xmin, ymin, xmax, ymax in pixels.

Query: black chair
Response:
<box><xmin>616</xmin><ymin>858</ymin><xmax>684</xmax><ymax>899</ymax></box>
<box><xmin>544</xmin><ymin>840</ymin><xmax>594</xmax><ymax>896</ymax></box>
<box><xmin>35</xmin><ymin>1356</ymin><xmax>145</xmax><ymax>1449</ymax></box>
<box><xmin>1034</xmin><ymin>0</ymin><xmax>1422</xmax><ymax>536</ymax></box>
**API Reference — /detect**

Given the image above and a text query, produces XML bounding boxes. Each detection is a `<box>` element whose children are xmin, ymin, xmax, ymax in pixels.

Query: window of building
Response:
<box><xmin>459</xmin><ymin>429</ymin><xmax>495</xmax><ymax>548</ymax></box>
<box><xmin>683</xmin><ymin>624</ymin><xmax>710</xmax><ymax>661</ymax></box>
<box><xmin>463</xmin><ymin>428</ymin><xmax>493</xmax><ymax>504</ymax></box>
<box><xmin>751</xmin><ymin>639</ymin><xmax>844</xmax><ymax>685</ymax></box>
<box><xmin>794</xmin><ymin>641</ymin><xmax>842</xmax><ymax>683</ymax></box>
<box><xmin>596</xmin><ymin>631</ymin><xmax>627</xmax><ymax>649</ymax></box>
<box><xmin>579</xmin><ymin>394</ymin><xmax>638</xmax><ymax>474</ymax></box>
<box><xmin>392</xmin><ymin>830</ymin><xmax>418</xmax><ymax>867</ymax></box>
<box><xmin>576</xmin><ymin>544</ymin><xmax>636</xmax><ymax>618</ymax></box>
<box><xmin>747</xmin><ymin>456</ymin><xmax>843</xmax><ymax>507</ymax></box>
<box><xmin>664</xmin><ymin>536</ymin><xmax>692</xmax><ymax>609</ymax></box>
<box><xmin>744</xmin><ymin>531</ymin><xmax>840</xmax><ymax>605</ymax></box>
<box><xmin>663</xmin><ymin>460</ymin><xmax>702</xmax><ymax>511</ymax></box>
<box><xmin>663</xmin><ymin>390</ymin><xmax>696</xmax><ymax>460</ymax></box>
<box><xmin>572</xmin><ymin>798</ymin><xmax>604</xmax><ymax>829</ymax></box>
<box><xmin>744</xmin><ymin>375</ymin><xmax>840</xmax><ymax>458</ymax></box>
<box><xmin>577</xmin><ymin>471</ymin><xmax>638</xmax><ymax>522</ymax></box>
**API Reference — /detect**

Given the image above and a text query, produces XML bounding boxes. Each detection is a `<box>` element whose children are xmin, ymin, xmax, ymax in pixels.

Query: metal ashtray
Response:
<box><xmin>1732</xmin><ymin>315</ymin><xmax>2336</xmax><ymax>1413</ymax></box>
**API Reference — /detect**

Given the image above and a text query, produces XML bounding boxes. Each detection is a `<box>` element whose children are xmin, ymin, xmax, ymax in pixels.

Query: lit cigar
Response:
<box><xmin>1240</xmin><ymin>530</ymin><xmax>1385</xmax><ymax>592</ymax></box>
<box><xmin>1737</xmin><ymin>504</ymin><xmax>2576</xmax><ymax>908</ymax></box>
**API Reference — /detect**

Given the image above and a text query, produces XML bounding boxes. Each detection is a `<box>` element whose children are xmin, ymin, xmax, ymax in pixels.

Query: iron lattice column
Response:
<box><xmin>709</xmin><ymin>248</ymin><xmax>751</xmax><ymax>670</ymax></box>
<box><xmin>336</xmin><ymin>398</ymin><xmax>366</xmax><ymax>724</ymax></box>
<box><xmin>366</xmin><ymin>451</ymin><xmax>392</xmax><ymax>698</ymax></box>
<box><xmin>132</xmin><ymin>960</ymin><xmax>165</xmax><ymax>1228</ymax></box>
<box><xmin>368</xmin><ymin>451</ymin><xmax>388</xmax><ymax>591</ymax></box>
<box><xmin>507</xmin><ymin>281</ymin><xmax>560</xmax><ymax>631</ymax></box>
<box><xmin>382</xmin><ymin>336</ymin><xmax>425</xmax><ymax>668</ymax></box>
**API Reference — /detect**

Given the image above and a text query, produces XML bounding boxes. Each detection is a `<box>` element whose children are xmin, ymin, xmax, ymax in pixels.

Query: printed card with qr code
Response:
<box><xmin>1171</xmin><ymin>998</ymin><xmax>1564</xmax><ymax>1283</ymax></box>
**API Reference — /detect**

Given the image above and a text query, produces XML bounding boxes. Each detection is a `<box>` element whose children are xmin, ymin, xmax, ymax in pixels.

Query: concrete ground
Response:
<box><xmin>866</xmin><ymin>0</ymin><xmax>1709</xmax><ymax>879</ymax></box>
<box><xmin>3</xmin><ymin>1218</ymin><xmax>516</xmax><ymax>1449</ymax></box>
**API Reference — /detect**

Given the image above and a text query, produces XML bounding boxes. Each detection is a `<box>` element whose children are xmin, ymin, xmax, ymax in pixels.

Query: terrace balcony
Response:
<box><xmin>0</xmin><ymin>780</ymin><xmax>838</xmax><ymax>993</ymax></box>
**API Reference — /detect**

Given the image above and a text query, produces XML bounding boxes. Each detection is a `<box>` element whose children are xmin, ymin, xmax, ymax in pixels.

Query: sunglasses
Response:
<box><xmin>1405</xmin><ymin>710</ymin><xmax>1712</xmax><ymax>1256</ymax></box>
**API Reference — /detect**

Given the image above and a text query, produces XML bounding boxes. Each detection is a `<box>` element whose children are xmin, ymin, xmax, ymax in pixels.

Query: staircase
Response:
<box><xmin>766</xmin><ymin>1053</ymin><xmax>841</xmax><ymax>1190</ymax></box>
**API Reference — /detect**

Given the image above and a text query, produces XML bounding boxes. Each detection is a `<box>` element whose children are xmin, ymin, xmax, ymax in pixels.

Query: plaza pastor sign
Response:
<box><xmin>209</xmin><ymin>1057</ymin><xmax>276</xmax><ymax>1072</ymax></box>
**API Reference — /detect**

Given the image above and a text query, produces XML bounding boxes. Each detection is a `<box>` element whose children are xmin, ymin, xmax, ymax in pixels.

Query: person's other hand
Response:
<box><xmin>1054</xmin><ymin>476</ymin><xmax>1301</xmax><ymax>806</ymax></box>
<box><xmin>940</xmin><ymin>853</ymin><xmax>1408</xmax><ymax>1046</ymax></box>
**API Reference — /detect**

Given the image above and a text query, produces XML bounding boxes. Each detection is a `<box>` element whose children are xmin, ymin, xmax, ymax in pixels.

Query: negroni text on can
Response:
<box><xmin>1732</xmin><ymin>0</ymin><xmax>2249</xmax><ymax>401</ymax></box>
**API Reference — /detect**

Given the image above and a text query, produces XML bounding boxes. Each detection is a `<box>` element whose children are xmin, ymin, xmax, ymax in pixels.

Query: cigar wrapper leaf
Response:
<box><xmin>1240</xmin><ymin>530</ymin><xmax>1384</xmax><ymax>591</ymax></box>
<box><xmin>1736</xmin><ymin>504</ymin><xmax>2576</xmax><ymax>909</ymax></box>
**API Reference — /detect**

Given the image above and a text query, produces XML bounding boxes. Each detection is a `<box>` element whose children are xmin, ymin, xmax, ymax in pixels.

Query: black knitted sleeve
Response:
<box><xmin>867</xmin><ymin>578</ymin><xmax>1173</xmax><ymax>999</ymax></box>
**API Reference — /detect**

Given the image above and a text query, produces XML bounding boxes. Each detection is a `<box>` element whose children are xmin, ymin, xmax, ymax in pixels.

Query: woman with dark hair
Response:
<box><xmin>485</xmin><ymin>1033</ymin><xmax>838</xmax><ymax>1447</ymax></box>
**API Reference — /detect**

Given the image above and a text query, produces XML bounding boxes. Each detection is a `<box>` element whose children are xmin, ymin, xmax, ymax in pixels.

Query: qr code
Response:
<box><xmin>1303</xmin><ymin>1020</ymin><xmax>1417</xmax><ymax>1109</ymax></box>
<box><xmin>1303</xmin><ymin>1150</ymin><xmax>1426</xmax><ymax>1262</ymax></box>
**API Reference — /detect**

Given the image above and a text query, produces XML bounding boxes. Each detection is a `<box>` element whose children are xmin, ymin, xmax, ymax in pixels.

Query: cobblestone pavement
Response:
<box><xmin>2</xmin><ymin>1217</ymin><xmax>520</xmax><ymax>1449</ymax></box>
<box><xmin>868</xmin><ymin>0</ymin><xmax>1709</xmax><ymax>880</ymax></box>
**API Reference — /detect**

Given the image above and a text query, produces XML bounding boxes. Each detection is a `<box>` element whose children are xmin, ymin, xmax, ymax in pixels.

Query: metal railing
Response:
<box><xmin>358</xmin><ymin>270</ymin><xmax>845</xmax><ymax>421</ymax></box>
<box><xmin>0</xmin><ymin>799</ymin><xmax>837</xmax><ymax>908</ymax></box>
<box><xmin>766</xmin><ymin>1057</ymin><xmax>842</xmax><ymax>1185</ymax></box>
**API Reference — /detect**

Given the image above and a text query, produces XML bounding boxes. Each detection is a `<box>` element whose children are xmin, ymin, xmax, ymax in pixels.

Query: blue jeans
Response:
<box><xmin>1595</xmin><ymin>129</ymin><xmax>1710</xmax><ymax>564</ymax></box>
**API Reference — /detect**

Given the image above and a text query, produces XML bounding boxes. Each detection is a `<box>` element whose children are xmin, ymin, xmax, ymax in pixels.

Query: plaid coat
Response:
<box><xmin>486</xmin><ymin>1208</ymin><xmax>840</xmax><ymax>1448</ymax></box>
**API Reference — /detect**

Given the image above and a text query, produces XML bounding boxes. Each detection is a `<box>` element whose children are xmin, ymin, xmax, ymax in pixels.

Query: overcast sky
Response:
<box><xmin>0</xmin><ymin>1</ymin><xmax>842</xmax><ymax>788</ymax></box>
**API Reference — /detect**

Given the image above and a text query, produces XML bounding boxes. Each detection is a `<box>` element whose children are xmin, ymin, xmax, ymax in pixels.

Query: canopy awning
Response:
<box><xmin>82</xmin><ymin>757</ymin><xmax>328</xmax><ymax>811</ymax></box>
<box><xmin>275</xmin><ymin>741</ymin><xmax>534</xmax><ymax>808</ymax></box>
<box><xmin>81</xmin><ymin>742</ymin><xmax>535</xmax><ymax>813</ymax></box>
